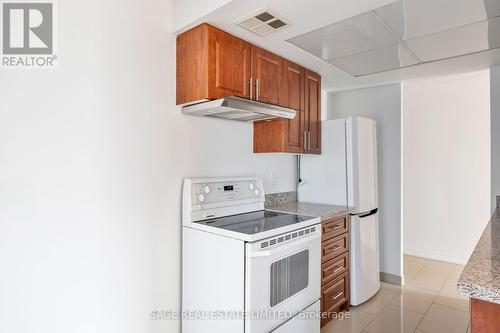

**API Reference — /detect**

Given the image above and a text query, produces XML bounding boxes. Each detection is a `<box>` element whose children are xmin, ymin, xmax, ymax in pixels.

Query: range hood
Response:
<box><xmin>181</xmin><ymin>96</ymin><xmax>296</xmax><ymax>122</ymax></box>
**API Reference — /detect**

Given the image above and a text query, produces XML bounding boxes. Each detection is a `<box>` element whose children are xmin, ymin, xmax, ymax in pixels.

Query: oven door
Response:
<box><xmin>245</xmin><ymin>225</ymin><xmax>321</xmax><ymax>333</ymax></box>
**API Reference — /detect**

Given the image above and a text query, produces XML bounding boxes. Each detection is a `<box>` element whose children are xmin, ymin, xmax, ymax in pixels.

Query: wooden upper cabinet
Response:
<box><xmin>305</xmin><ymin>69</ymin><xmax>321</xmax><ymax>154</ymax></box>
<box><xmin>282</xmin><ymin>60</ymin><xmax>305</xmax><ymax>152</ymax></box>
<box><xmin>176</xmin><ymin>23</ymin><xmax>251</xmax><ymax>105</ymax></box>
<box><xmin>251</xmin><ymin>46</ymin><xmax>283</xmax><ymax>105</ymax></box>
<box><xmin>208</xmin><ymin>26</ymin><xmax>251</xmax><ymax>99</ymax></box>
<box><xmin>176</xmin><ymin>23</ymin><xmax>322</xmax><ymax>154</ymax></box>
<box><xmin>253</xmin><ymin>67</ymin><xmax>321</xmax><ymax>154</ymax></box>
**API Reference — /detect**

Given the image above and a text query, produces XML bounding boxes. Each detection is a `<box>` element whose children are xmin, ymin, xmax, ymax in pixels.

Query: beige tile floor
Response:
<box><xmin>322</xmin><ymin>255</ymin><xmax>471</xmax><ymax>333</ymax></box>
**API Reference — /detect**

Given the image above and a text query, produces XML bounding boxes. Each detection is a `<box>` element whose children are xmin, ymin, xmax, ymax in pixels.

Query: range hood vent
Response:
<box><xmin>181</xmin><ymin>96</ymin><xmax>296</xmax><ymax>122</ymax></box>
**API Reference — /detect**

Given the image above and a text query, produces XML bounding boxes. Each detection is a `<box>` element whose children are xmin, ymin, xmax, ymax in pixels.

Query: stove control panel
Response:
<box><xmin>183</xmin><ymin>177</ymin><xmax>265</xmax><ymax>225</ymax></box>
<box><xmin>191</xmin><ymin>179</ymin><xmax>263</xmax><ymax>206</ymax></box>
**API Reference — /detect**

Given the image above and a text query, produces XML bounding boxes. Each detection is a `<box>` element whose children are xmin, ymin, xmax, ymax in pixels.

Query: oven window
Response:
<box><xmin>270</xmin><ymin>250</ymin><xmax>309</xmax><ymax>307</ymax></box>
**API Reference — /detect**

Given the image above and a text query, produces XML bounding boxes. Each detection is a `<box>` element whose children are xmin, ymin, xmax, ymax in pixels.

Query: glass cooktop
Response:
<box><xmin>196</xmin><ymin>210</ymin><xmax>315</xmax><ymax>235</ymax></box>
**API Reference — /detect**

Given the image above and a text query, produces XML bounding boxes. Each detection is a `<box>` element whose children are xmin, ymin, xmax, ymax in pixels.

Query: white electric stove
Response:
<box><xmin>182</xmin><ymin>177</ymin><xmax>321</xmax><ymax>333</ymax></box>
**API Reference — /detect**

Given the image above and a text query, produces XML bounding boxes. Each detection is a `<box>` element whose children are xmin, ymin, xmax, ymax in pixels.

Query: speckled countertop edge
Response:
<box><xmin>457</xmin><ymin>209</ymin><xmax>500</xmax><ymax>304</ymax></box>
<box><xmin>265</xmin><ymin>193</ymin><xmax>350</xmax><ymax>220</ymax></box>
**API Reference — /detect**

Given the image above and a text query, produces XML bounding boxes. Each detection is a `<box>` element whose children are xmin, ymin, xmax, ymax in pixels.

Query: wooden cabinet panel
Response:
<box><xmin>322</xmin><ymin>272</ymin><xmax>349</xmax><ymax>312</ymax></box>
<box><xmin>322</xmin><ymin>252</ymin><xmax>349</xmax><ymax>286</ymax></box>
<box><xmin>207</xmin><ymin>25</ymin><xmax>251</xmax><ymax>99</ymax></box>
<box><xmin>322</xmin><ymin>233</ymin><xmax>349</xmax><ymax>263</ymax></box>
<box><xmin>282</xmin><ymin>60</ymin><xmax>305</xmax><ymax>153</ymax></box>
<box><xmin>253</xmin><ymin>119</ymin><xmax>285</xmax><ymax>153</ymax></box>
<box><xmin>322</xmin><ymin>216</ymin><xmax>349</xmax><ymax>241</ymax></box>
<box><xmin>471</xmin><ymin>298</ymin><xmax>500</xmax><ymax>333</ymax></box>
<box><xmin>305</xmin><ymin>69</ymin><xmax>321</xmax><ymax>154</ymax></box>
<box><xmin>176</xmin><ymin>24</ymin><xmax>207</xmax><ymax>105</ymax></box>
<box><xmin>251</xmin><ymin>45</ymin><xmax>283</xmax><ymax>105</ymax></box>
<box><xmin>321</xmin><ymin>272</ymin><xmax>349</xmax><ymax>327</ymax></box>
<box><xmin>321</xmin><ymin>213</ymin><xmax>350</xmax><ymax>327</ymax></box>
<box><xmin>176</xmin><ymin>23</ymin><xmax>251</xmax><ymax>104</ymax></box>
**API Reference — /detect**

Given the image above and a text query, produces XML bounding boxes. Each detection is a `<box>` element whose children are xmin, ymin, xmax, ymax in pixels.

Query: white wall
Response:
<box><xmin>0</xmin><ymin>1</ymin><xmax>296</xmax><ymax>332</ymax></box>
<box><xmin>327</xmin><ymin>84</ymin><xmax>403</xmax><ymax>278</ymax></box>
<box><xmin>173</xmin><ymin>0</ymin><xmax>231</xmax><ymax>32</ymax></box>
<box><xmin>491</xmin><ymin>66</ymin><xmax>500</xmax><ymax>212</ymax></box>
<box><xmin>402</xmin><ymin>71</ymin><xmax>491</xmax><ymax>264</ymax></box>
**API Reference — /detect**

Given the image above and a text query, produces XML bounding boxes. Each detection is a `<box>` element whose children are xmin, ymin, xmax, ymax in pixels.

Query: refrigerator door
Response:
<box><xmin>350</xmin><ymin>211</ymin><xmax>380</xmax><ymax>305</ymax></box>
<box><xmin>347</xmin><ymin>116</ymin><xmax>378</xmax><ymax>212</ymax></box>
<box><xmin>298</xmin><ymin>119</ymin><xmax>347</xmax><ymax>205</ymax></box>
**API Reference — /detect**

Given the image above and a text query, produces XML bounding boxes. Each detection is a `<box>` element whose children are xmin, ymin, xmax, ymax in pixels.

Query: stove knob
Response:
<box><xmin>204</xmin><ymin>185</ymin><xmax>210</xmax><ymax>194</ymax></box>
<box><xmin>198</xmin><ymin>194</ymin><xmax>205</xmax><ymax>202</ymax></box>
<box><xmin>254</xmin><ymin>189</ymin><xmax>259</xmax><ymax>197</ymax></box>
<box><xmin>249</xmin><ymin>183</ymin><xmax>255</xmax><ymax>190</ymax></box>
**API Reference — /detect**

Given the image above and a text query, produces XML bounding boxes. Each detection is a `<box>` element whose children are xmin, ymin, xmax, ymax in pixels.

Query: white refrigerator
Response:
<box><xmin>298</xmin><ymin>116</ymin><xmax>380</xmax><ymax>306</ymax></box>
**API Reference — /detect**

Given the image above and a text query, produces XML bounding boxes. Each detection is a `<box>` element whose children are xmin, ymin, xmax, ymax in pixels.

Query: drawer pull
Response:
<box><xmin>331</xmin><ymin>265</ymin><xmax>343</xmax><ymax>274</ymax></box>
<box><xmin>327</xmin><ymin>224</ymin><xmax>343</xmax><ymax>231</ymax></box>
<box><xmin>329</xmin><ymin>292</ymin><xmax>343</xmax><ymax>302</ymax></box>
<box><xmin>326</xmin><ymin>244</ymin><xmax>342</xmax><ymax>252</ymax></box>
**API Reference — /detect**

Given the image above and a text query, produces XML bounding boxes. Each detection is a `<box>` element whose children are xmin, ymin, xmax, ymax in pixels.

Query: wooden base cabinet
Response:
<box><xmin>471</xmin><ymin>298</ymin><xmax>500</xmax><ymax>333</ymax></box>
<box><xmin>321</xmin><ymin>214</ymin><xmax>350</xmax><ymax>327</ymax></box>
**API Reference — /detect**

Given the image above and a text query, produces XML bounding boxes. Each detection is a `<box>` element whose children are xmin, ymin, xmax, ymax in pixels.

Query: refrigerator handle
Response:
<box><xmin>350</xmin><ymin>208</ymin><xmax>378</xmax><ymax>218</ymax></box>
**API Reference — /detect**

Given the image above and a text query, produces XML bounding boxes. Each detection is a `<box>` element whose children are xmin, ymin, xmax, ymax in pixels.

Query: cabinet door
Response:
<box><xmin>251</xmin><ymin>46</ymin><xmax>283</xmax><ymax>105</ymax></box>
<box><xmin>282</xmin><ymin>60</ymin><xmax>305</xmax><ymax>153</ymax></box>
<box><xmin>305</xmin><ymin>70</ymin><xmax>321</xmax><ymax>154</ymax></box>
<box><xmin>207</xmin><ymin>25</ymin><xmax>251</xmax><ymax>99</ymax></box>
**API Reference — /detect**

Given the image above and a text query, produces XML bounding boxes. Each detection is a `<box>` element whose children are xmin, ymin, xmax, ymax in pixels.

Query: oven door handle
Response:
<box><xmin>247</xmin><ymin>233</ymin><xmax>320</xmax><ymax>258</ymax></box>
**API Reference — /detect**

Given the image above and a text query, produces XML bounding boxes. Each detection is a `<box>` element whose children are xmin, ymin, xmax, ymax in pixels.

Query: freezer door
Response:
<box><xmin>347</xmin><ymin>116</ymin><xmax>378</xmax><ymax>211</ymax></box>
<box><xmin>298</xmin><ymin>119</ymin><xmax>347</xmax><ymax>205</ymax></box>
<box><xmin>349</xmin><ymin>212</ymin><xmax>380</xmax><ymax>306</ymax></box>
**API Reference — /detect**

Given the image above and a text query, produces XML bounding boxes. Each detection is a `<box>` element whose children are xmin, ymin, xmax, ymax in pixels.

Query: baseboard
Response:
<box><xmin>403</xmin><ymin>248</ymin><xmax>467</xmax><ymax>265</ymax></box>
<box><xmin>380</xmin><ymin>272</ymin><xmax>402</xmax><ymax>286</ymax></box>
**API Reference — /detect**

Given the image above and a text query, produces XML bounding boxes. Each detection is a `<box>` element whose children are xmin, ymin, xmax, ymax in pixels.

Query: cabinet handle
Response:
<box><xmin>329</xmin><ymin>292</ymin><xmax>343</xmax><ymax>302</ymax></box>
<box><xmin>326</xmin><ymin>244</ymin><xmax>341</xmax><ymax>252</ymax></box>
<box><xmin>303</xmin><ymin>131</ymin><xmax>307</xmax><ymax>150</ymax></box>
<box><xmin>308</xmin><ymin>131</ymin><xmax>311</xmax><ymax>150</ymax></box>
<box><xmin>327</xmin><ymin>224</ymin><xmax>343</xmax><ymax>231</ymax></box>
<box><xmin>256</xmin><ymin>79</ymin><xmax>259</xmax><ymax>101</ymax></box>
<box><xmin>331</xmin><ymin>266</ymin><xmax>343</xmax><ymax>274</ymax></box>
<box><xmin>249</xmin><ymin>78</ymin><xmax>253</xmax><ymax>99</ymax></box>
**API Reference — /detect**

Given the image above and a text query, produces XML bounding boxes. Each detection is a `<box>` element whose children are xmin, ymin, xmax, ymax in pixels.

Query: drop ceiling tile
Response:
<box><xmin>287</xmin><ymin>12</ymin><xmax>398</xmax><ymax>61</ymax></box>
<box><xmin>377</xmin><ymin>0</ymin><xmax>500</xmax><ymax>40</ymax></box>
<box><xmin>405</xmin><ymin>16</ymin><xmax>500</xmax><ymax>62</ymax></box>
<box><xmin>329</xmin><ymin>43</ymin><xmax>419</xmax><ymax>76</ymax></box>
<box><xmin>373</xmin><ymin>0</ymin><xmax>406</xmax><ymax>39</ymax></box>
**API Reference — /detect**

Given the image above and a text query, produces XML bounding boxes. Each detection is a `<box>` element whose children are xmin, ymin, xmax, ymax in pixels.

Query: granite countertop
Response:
<box><xmin>457</xmin><ymin>209</ymin><xmax>500</xmax><ymax>304</ymax></box>
<box><xmin>266</xmin><ymin>194</ymin><xmax>349</xmax><ymax>220</ymax></box>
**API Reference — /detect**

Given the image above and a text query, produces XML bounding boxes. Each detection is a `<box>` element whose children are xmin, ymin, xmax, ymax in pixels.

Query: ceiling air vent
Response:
<box><xmin>235</xmin><ymin>8</ymin><xmax>290</xmax><ymax>36</ymax></box>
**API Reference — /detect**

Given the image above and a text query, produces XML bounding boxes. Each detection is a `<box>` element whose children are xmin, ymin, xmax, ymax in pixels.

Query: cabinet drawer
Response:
<box><xmin>322</xmin><ymin>233</ymin><xmax>349</xmax><ymax>263</ymax></box>
<box><xmin>322</xmin><ymin>252</ymin><xmax>349</xmax><ymax>286</ymax></box>
<box><xmin>322</xmin><ymin>216</ymin><xmax>349</xmax><ymax>241</ymax></box>
<box><xmin>322</xmin><ymin>272</ymin><xmax>349</xmax><ymax>313</ymax></box>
